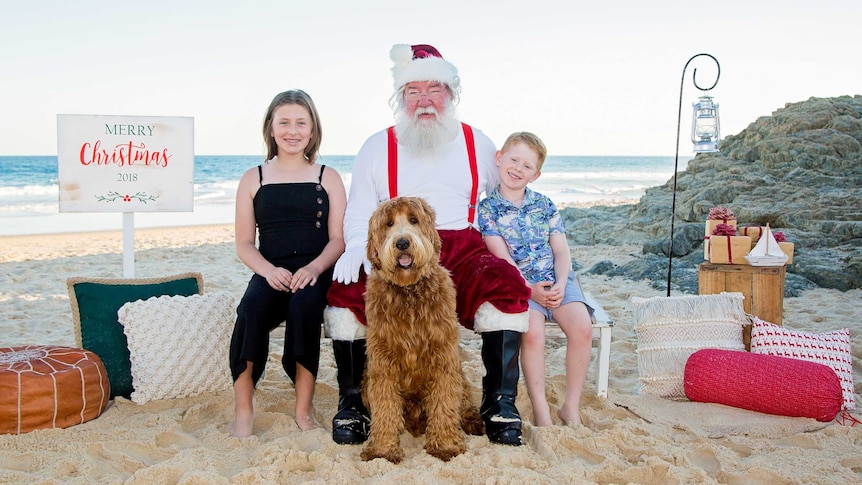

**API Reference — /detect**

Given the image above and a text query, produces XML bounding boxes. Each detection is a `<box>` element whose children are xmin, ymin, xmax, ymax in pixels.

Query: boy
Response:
<box><xmin>477</xmin><ymin>132</ymin><xmax>594</xmax><ymax>426</ymax></box>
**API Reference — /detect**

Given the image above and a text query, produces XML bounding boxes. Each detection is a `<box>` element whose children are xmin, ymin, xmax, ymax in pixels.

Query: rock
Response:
<box><xmin>564</xmin><ymin>95</ymin><xmax>862</xmax><ymax>294</ymax></box>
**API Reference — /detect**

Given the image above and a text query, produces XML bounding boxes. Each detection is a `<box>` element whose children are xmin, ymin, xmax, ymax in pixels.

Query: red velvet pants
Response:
<box><xmin>327</xmin><ymin>227</ymin><xmax>530</xmax><ymax>330</ymax></box>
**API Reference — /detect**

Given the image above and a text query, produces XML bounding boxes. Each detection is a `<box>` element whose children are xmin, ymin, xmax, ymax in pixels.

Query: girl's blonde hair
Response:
<box><xmin>262</xmin><ymin>89</ymin><xmax>322</xmax><ymax>163</ymax></box>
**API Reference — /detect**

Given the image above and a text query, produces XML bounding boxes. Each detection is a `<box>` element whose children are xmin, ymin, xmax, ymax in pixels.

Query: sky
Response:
<box><xmin>1</xmin><ymin>0</ymin><xmax>859</xmax><ymax>157</ymax></box>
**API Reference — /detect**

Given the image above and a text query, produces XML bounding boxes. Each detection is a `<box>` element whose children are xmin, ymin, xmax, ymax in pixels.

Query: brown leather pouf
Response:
<box><xmin>0</xmin><ymin>345</ymin><xmax>111</xmax><ymax>434</ymax></box>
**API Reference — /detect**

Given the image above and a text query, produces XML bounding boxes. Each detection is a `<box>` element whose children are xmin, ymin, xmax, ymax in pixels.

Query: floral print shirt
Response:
<box><xmin>478</xmin><ymin>186</ymin><xmax>565</xmax><ymax>284</ymax></box>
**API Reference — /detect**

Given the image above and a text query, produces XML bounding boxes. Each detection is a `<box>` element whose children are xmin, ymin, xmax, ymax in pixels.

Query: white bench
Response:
<box><xmin>460</xmin><ymin>292</ymin><xmax>613</xmax><ymax>398</ymax></box>
<box><xmin>553</xmin><ymin>292</ymin><xmax>612</xmax><ymax>398</ymax></box>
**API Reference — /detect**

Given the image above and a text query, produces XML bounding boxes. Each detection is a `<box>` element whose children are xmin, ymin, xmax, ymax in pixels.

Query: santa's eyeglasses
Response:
<box><xmin>404</xmin><ymin>88</ymin><xmax>446</xmax><ymax>102</ymax></box>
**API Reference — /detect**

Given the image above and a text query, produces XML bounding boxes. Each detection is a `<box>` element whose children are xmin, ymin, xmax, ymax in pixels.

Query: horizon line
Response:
<box><xmin>0</xmin><ymin>153</ymin><xmax>692</xmax><ymax>159</ymax></box>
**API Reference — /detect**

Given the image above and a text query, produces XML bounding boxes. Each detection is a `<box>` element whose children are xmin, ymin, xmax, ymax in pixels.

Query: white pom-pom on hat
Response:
<box><xmin>390</xmin><ymin>43</ymin><xmax>460</xmax><ymax>91</ymax></box>
<box><xmin>390</xmin><ymin>44</ymin><xmax>415</xmax><ymax>70</ymax></box>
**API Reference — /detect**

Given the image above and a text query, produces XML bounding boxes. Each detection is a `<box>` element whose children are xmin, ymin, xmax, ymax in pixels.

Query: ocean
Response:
<box><xmin>0</xmin><ymin>155</ymin><xmax>688</xmax><ymax>236</ymax></box>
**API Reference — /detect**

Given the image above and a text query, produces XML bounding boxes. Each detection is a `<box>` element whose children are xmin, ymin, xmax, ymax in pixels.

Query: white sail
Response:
<box><xmin>744</xmin><ymin>224</ymin><xmax>788</xmax><ymax>266</ymax></box>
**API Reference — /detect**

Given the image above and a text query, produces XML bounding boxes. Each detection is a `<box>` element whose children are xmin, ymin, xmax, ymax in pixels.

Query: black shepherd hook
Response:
<box><xmin>667</xmin><ymin>53</ymin><xmax>721</xmax><ymax>297</ymax></box>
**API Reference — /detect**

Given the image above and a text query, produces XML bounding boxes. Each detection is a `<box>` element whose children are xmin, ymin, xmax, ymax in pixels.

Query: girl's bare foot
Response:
<box><xmin>295</xmin><ymin>413</ymin><xmax>320</xmax><ymax>431</ymax></box>
<box><xmin>230</xmin><ymin>412</ymin><xmax>254</xmax><ymax>438</ymax></box>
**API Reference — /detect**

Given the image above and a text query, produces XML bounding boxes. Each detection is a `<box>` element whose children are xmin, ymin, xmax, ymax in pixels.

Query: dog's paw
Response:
<box><xmin>461</xmin><ymin>407</ymin><xmax>485</xmax><ymax>436</ymax></box>
<box><xmin>361</xmin><ymin>445</ymin><xmax>404</xmax><ymax>464</ymax></box>
<box><xmin>425</xmin><ymin>440</ymin><xmax>466</xmax><ymax>462</ymax></box>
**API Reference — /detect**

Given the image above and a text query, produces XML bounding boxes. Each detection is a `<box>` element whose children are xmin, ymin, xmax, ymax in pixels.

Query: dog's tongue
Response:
<box><xmin>398</xmin><ymin>254</ymin><xmax>413</xmax><ymax>268</ymax></box>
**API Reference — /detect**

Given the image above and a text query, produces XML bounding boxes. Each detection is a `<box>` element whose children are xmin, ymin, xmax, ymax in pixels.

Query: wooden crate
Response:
<box><xmin>698</xmin><ymin>263</ymin><xmax>786</xmax><ymax>350</ymax></box>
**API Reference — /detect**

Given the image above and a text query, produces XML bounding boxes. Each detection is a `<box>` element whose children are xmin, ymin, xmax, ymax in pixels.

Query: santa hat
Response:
<box><xmin>390</xmin><ymin>44</ymin><xmax>460</xmax><ymax>91</ymax></box>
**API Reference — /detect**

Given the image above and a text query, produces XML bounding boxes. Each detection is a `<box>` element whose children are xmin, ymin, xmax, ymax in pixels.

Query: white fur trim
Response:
<box><xmin>323</xmin><ymin>306</ymin><xmax>367</xmax><ymax>341</ymax></box>
<box><xmin>390</xmin><ymin>44</ymin><xmax>459</xmax><ymax>90</ymax></box>
<box><xmin>390</xmin><ymin>44</ymin><xmax>414</xmax><ymax>70</ymax></box>
<box><xmin>473</xmin><ymin>302</ymin><xmax>529</xmax><ymax>333</ymax></box>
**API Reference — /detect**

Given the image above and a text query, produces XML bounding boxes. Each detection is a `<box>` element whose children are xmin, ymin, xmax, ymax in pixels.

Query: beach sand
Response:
<box><xmin>1</xmin><ymin>224</ymin><xmax>861</xmax><ymax>484</ymax></box>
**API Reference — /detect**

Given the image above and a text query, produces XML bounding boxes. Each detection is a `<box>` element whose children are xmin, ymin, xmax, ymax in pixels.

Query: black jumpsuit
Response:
<box><xmin>229</xmin><ymin>164</ymin><xmax>332</xmax><ymax>385</ymax></box>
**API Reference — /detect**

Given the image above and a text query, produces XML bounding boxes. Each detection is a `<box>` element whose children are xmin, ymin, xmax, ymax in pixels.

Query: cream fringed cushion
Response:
<box><xmin>631</xmin><ymin>292</ymin><xmax>747</xmax><ymax>399</ymax></box>
<box><xmin>118</xmin><ymin>292</ymin><xmax>236</xmax><ymax>404</ymax></box>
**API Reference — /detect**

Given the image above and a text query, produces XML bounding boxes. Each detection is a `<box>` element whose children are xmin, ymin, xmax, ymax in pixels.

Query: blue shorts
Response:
<box><xmin>528</xmin><ymin>272</ymin><xmax>595</xmax><ymax>323</ymax></box>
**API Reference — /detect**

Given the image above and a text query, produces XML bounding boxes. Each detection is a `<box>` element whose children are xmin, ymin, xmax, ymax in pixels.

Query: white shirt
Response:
<box><xmin>343</xmin><ymin>125</ymin><xmax>499</xmax><ymax>252</ymax></box>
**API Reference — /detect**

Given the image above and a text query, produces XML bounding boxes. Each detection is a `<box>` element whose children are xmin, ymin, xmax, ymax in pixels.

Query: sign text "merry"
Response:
<box><xmin>105</xmin><ymin>124</ymin><xmax>155</xmax><ymax>136</ymax></box>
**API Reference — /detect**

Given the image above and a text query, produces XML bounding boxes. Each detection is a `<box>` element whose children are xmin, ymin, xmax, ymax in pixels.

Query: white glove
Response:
<box><xmin>333</xmin><ymin>247</ymin><xmax>371</xmax><ymax>284</ymax></box>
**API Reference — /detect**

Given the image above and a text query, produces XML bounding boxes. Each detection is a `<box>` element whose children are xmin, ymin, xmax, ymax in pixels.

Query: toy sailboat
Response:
<box><xmin>744</xmin><ymin>224</ymin><xmax>789</xmax><ymax>266</ymax></box>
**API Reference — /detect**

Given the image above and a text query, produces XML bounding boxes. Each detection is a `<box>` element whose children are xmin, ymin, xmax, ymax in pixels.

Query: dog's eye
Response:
<box><xmin>386</xmin><ymin>220</ymin><xmax>394</xmax><ymax>227</ymax></box>
<box><xmin>409</xmin><ymin>217</ymin><xmax>418</xmax><ymax>224</ymax></box>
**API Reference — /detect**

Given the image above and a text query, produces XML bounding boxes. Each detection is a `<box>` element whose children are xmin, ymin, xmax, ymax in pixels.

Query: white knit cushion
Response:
<box><xmin>750</xmin><ymin>317</ymin><xmax>855</xmax><ymax>410</ymax></box>
<box><xmin>631</xmin><ymin>293</ymin><xmax>747</xmax><ymax>399</ymax></box>
<box><xmin>118</xmin><ymin>292</ymin><xmax>235</xmax><ymax>404</ymax></box>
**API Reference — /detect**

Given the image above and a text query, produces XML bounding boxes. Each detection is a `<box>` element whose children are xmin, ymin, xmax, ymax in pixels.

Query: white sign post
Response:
<box><xmin>57</xmin><ymin>114</ymin><xmax>194</xmax><ymax>277</ymax></box>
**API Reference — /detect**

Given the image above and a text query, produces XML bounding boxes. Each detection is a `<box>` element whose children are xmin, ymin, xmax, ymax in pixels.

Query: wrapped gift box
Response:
<box><xmin>704</xmin><ymin>219</ymin><xmax>738</xmax><ymax>260</ymax></box>
<box><xmin>779</xmin><ymin>242</ymin><xmax>794</xmax><ymax>264</ymax></box>
<box><xmin>739</xmin><ymin>226</ymin><xmax>764</xmax><ymax>246</ymax></box>
<box><xmin>709</xmin><ymin>235</ymin><xmax>752</xmax><ymax>265</ymax></box>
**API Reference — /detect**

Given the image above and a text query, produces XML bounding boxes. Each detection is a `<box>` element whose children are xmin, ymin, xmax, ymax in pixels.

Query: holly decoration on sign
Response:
<box><xmin>95</xmin><ymin>191</ymin><xmax>159</xmax><ymax>204</ymax></box>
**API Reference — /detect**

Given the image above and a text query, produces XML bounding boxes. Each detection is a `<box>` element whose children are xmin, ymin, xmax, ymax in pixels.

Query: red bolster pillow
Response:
<box><xmin>683</xmin><ymin>348</ymin><xmax>842</xmax><ymax>422</ymax></box>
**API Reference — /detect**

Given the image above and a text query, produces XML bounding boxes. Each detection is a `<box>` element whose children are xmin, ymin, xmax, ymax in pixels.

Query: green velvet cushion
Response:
<box><xmin>67</xmin><ymin>273</ymin><xmax>204</xmax><ymax>399</ymax></box>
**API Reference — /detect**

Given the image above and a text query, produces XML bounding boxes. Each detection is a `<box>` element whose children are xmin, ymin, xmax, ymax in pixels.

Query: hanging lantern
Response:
<box><xmin>691</xmin><ymin>94</ymin><xmax>720</xmax><ymax>153</ymax></box>
<box><xmin>669</xmin><ymin>53</ymin><xmax>721</xmax><ymax>297</ymax></box>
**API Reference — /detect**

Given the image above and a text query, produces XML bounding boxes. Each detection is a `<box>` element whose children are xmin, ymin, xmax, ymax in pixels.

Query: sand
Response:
<box><xmin>1</xmin><ymin>224</ymin><xmax>861</xmax><ymax>484</ymax></box>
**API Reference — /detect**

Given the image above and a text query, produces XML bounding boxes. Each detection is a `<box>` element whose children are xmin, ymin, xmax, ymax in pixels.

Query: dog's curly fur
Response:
<box><xmin>360</xmin><ymin>197</ymin><xmax>484</xmax><ymax>463</ymax></box>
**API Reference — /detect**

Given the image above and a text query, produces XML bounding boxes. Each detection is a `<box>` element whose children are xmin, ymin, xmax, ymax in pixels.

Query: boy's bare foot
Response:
<box><xmin>532</xmin><ymin>412</ymin><xmax>553</xmax><ymax>427</ymax></box>
<box><xmin>557</xmin><ymin>408</ymin><xmax>582</xmax><ymax>427</ymax></box>
<box><xmin>530</xmin><ymin>402</ymin><xmax>553</xmax><ymax>427</ymax></box>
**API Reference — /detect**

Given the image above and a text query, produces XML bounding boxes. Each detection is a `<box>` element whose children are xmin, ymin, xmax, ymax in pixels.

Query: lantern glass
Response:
<box><xmin>691</xmin><ymin>95</ymin><xmax>720</xmax><ymax>153</ymax></box>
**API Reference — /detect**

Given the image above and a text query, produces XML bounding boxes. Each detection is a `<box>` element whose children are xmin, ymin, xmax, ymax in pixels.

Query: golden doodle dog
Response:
<box><xmin>360</xmin><ymin>196</ymin><xmax>484</xmax><ymax>463</ymax></box>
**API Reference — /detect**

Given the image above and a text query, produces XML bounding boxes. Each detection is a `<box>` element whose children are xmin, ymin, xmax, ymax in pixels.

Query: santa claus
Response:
<box><xmin>325</xmin><ymin>43</ymin><xmax>531</xmax><ymax>446</ymax></box>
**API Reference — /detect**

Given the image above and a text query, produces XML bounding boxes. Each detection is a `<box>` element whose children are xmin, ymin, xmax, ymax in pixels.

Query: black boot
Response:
<box><xmin>480</xmin><ymin>330</ymin><xmax>523</xmax><ymax>446</ymax></box>
<box><xmin>332</xmin><ymin>339</ymin><xmax>370</xmax><ymax>444</ymax></box>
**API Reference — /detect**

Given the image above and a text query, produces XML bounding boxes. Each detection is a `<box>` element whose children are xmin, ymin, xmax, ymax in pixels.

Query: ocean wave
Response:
<box><xmin>536</xmin><ymin>170</ymin><xmax>672</xmax><ymax>182</ymax></box>
<box><xmin>0</xmin><ymin>184</ymin><xmax>57</xmax><ymax>197</ymax></box>
<box><xmin>0</xmin><ymin>201</ymin><xmax>58</xmax><ymax>215</ymax></box>
<box><xmin>0</xmin><ymin>155</ymin><xmax>677</xmax><ymax>235</ymax></box>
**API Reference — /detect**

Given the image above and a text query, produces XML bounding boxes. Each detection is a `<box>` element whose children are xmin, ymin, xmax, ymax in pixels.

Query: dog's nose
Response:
<box><xmin>395</xmin><ymin>238</ymin><xmax>410</xmax><ymax>251</ymax></box>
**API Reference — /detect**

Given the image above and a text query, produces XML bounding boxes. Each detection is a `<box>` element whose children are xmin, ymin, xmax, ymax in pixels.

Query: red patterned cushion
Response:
<box><xmin>749</xmin><ymin>317</ymin><xmax>855</xmax><ymax>411</ymax></box>
<box><xmin>684</xmin><ymin>348</ymin><xmax>842</xmax><ymax>422</ymax></box>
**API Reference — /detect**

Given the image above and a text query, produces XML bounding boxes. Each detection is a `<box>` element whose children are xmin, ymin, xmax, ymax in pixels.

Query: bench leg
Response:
<box><xmin>595</xmin><ymin>327</ymin><xmax>611</xmax><ymax>398</ymax></box>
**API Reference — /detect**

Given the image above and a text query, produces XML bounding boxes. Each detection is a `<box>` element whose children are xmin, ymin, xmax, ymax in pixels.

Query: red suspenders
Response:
<box><xmin>462</xmin><ymin>124</ymin><xmax>479</xmax><ymax>224</ymax></box>
<box><xmin>386</xmin><ymin>122</ymin><xmax>479</xmax><ymax>223</ymax></box>
<box><xmin>386</xmin><ymin>125</ymin><xmax>399</xmax><ymax>202</ymax></box>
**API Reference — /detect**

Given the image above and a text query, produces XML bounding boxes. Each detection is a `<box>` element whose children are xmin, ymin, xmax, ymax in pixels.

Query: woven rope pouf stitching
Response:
<box><xmin>0</xmin><ymin>345</ymin><xmax>111</xmax><ymax>434</ymax></box>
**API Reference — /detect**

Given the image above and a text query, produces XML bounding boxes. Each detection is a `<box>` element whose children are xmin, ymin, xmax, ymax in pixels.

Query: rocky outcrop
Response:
<box><xmin>562</xmin><ymin>95</ymin><xmax>862</xmax><ymax>293</ymax></box>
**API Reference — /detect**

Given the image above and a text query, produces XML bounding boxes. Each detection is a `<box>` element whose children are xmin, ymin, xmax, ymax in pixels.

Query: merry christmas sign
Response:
<box><xmin>57</xmin><ymin>114</ymin><xmax>194</xmax><ymax>212</ymax></box>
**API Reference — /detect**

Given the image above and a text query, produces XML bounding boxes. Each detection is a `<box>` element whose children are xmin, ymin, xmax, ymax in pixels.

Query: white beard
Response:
<box><xmin>394</xmin><ymin>104</ymin><xmax>460</xmax><ymax>156</ymax></box>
